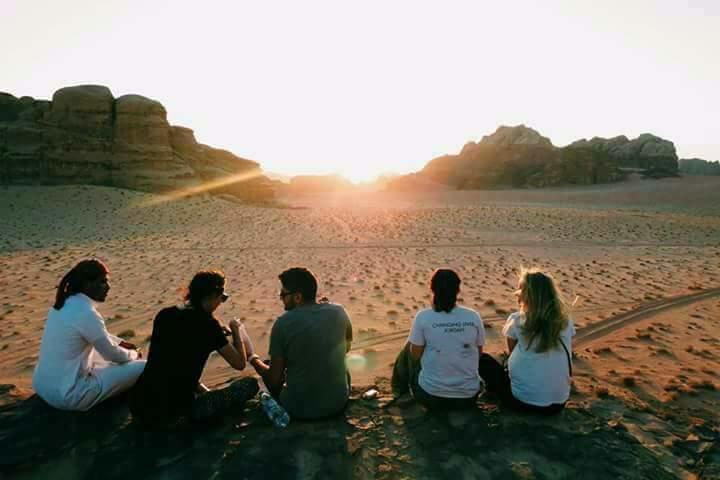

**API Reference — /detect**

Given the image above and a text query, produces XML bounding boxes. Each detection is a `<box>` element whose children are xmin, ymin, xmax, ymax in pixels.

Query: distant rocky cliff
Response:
<box><xmin>389</xmin><ymin>125</ymin><xmax>678</xmax><ymax>190</ymax></box>
<box><xmin>569</xmin><ymin>134</ymin><xmax>678</xmax><ymax>174</ymax></box>
<box><xmin>679</xmin><ymin>158</ymin><xmax>720</xmax><ymax>175</ymax></box>
<box><xmin>0</xmin><ymin>85</ymin><xmax>274</xmax><ymax>202</ymax></box>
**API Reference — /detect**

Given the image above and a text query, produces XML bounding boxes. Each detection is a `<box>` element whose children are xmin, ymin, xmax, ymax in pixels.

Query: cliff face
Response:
<box><xmin>678</xmin><ymin>158</ymin><xmax>720</xmax><ymax>175</ymax></box>
<box><xmin>0</xmin><ymin>85</ymin><xmax>273</xmax><ymax>202</ymax></box>
<box><xmin>418</xmin><ymin>125</ymin><xmax>624</xmax><ymax>189</ymax></box>
<box><xmin>391</xmin><ymin>125</ymin><xmax>678</xmax><ymax>190</ymax></box>
<box><xmin>569</xmin><ymin>134</ymin><xmax>678</xmax><ymax>173</ymax></box>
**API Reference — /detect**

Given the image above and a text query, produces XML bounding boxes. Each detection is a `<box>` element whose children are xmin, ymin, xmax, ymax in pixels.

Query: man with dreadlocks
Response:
<box><xmin>32</xmin><ymin>259</ymin><xmax>146</xmax><ymax>411</ymax></box>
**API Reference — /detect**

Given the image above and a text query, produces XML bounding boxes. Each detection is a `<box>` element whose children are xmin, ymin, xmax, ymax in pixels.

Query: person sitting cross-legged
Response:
<box><xmin>129</xmin><ymin>271</ymin><xmax>258</xmax><ymax>428</ymax></box>
<box><xmin>478</xmin><ymin>268</ymin><xmax>575</xmax><ymax>414</ymax></box>
<box><xmin>248</xmin><ymin>267</ymin><xmax>353</xmax><ymax>420</ymax></box>
<box><xmin>392</xmin><ymin>269</ymin><xmax>486</xmax><ymax>410</ymax></box>
<box><xmin>33</xmin><ymin>259</ymin><xmax>146</xmax><ymax>411</ymax></box>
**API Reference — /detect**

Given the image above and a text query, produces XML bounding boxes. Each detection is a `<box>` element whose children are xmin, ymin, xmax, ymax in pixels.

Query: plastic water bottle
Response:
<box><xmin>260</xmin><ymin>392</ymin><xmax>290</xmax><ymax>428</ymax></box>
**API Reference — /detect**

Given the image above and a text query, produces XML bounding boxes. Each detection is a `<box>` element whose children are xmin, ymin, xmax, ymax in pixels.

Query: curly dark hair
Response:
<box><xmin>185</xmin><ymin>270</ymin><xmax>226</xmax><ymax>308</ymax></box>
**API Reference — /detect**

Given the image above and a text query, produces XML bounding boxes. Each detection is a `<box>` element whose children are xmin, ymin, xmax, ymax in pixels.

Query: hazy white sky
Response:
<box><xmin>2</xmin><ymin>0</ymin><xmax>719</xmax><ymax>181</ymax></box>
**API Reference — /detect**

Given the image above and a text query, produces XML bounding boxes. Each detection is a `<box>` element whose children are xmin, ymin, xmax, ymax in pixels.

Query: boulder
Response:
<box><xmin>0</xmin><ymin>93</ymin><xmax>22</xmax><ymax>122</ymax></box>
<box><xmin>48</xmin><ymin>85</ymin><xmax>114</xmax><ymax>135</ymax></box>
<box><xmin>479</xmin><ymin>125</ymin><xmax>554</xmax><ymax>148</ymax></box>
<box><xmin>568</xmin><ymin>133</ymin><xmax>678</xmax><ymax>173</ymax></box>
<box><xmin>114</xmin><ymin>94</ymin><xmax>170</xmax><ymax>146</ymax></box>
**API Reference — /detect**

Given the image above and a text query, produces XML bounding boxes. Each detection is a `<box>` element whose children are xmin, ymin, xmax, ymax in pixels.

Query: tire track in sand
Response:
<box><xmin>350</xmin><ymin>287</ymin><xmax>720</xmax><ymax>352</ymax></box>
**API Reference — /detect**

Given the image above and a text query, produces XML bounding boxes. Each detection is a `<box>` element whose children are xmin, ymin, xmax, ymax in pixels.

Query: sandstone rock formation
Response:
<box><xmin>388</xmin><ymin>125</ymin><xmax>678</xmax><ymax>191</ymax></box>
<box><xmin>569</xmin><ymin>134</ymin><xmax>678</xmax><ymax>173</ymax></box>
<box><xmin>477</xmin><ymin>124</ymin><xmax>554</xmax><ymax>148</ymax></box>
<box><xmin>0</xmin><ymin>85</ymin><xmax>273</xmax><ymax>202</ymax></box>
<box><xmin>679</xmin><ymin>158</ymin><xmax>720</xmax><ymax>175</ymax></box>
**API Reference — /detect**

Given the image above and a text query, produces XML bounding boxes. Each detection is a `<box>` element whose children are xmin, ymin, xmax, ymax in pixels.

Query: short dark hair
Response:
<box><xmin>279</xmin><ymin>267</ymin><xmax>318</xmax><ymax>303</ymax></box>
<box><xmin>185</xmin><ymin>270</ymin><xmax>225</xmax><ymax>307</ymax></box>
<box><xmin>430</xmin><ymin>269</ymin><xmax>461</xmax><ymax>313</ymax></box>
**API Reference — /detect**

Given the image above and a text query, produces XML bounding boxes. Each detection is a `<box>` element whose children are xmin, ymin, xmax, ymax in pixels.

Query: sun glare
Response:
<box><xmin>135</xmin><ymin>170</ymin><xmax>263</xmax><ymax>207</ymax></box>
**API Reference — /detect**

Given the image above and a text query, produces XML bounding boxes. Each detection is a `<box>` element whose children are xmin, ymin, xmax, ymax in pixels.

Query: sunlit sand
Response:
<box><xmin>1</xmin><ymin>176</ymin><xmax>719</xmax><ymax>477</ymax></box>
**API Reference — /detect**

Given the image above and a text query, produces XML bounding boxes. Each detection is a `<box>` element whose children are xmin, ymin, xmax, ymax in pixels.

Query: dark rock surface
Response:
<box><xmin>0</xmin><ymin>380</ymin><xmax>702</xmax><ymax>480</ymax></box>
<box><xmin>0</xmin><ymin>85</ymin><xmax>274</xmax><ymax>202</ymax></box>
<box><xmin>679</xmin><ymin>158</ymin><xmax>720</xmax><ymax>175</ymax></box>
<box><xmin>389</xmin><ymin>125</ymin><xmax>679</xmax><ymax>191</ymax></box>
<box><xmin>570</xmin><ymin>133</ymin><xmax>679</xmax><ymax>174</ymax></box>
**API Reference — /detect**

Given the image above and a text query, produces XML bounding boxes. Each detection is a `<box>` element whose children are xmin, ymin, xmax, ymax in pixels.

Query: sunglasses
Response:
<box><xmin>214</xmin><ymin>288</ymin><xmax>229</xmax><ymax>303</ymax></box>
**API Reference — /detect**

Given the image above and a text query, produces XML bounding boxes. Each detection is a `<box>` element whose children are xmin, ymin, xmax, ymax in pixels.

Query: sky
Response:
<box><xmin>2</xmin><ymin>0</ymin><xmax>719</xmax><ymax>181</ymax></box>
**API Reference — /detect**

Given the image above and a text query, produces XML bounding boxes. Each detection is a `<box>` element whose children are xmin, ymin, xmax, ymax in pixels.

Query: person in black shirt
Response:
<box><xmin>130</xmin><ymin>271</ymin><xmax>258</xmax><ymax>428</ymax></box>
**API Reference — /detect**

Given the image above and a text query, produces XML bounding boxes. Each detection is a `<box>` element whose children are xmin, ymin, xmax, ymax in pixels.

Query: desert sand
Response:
<box><xmin>1</xmin><ymin>175</ymin><xmax>719</xmax><ymax>479</ymax></box>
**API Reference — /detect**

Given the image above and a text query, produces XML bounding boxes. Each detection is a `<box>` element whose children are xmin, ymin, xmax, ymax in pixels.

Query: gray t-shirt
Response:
<box><xmin>269</xmin><ymin>302</ymin><xmax>352</xmax><ymax>419</ymax></box>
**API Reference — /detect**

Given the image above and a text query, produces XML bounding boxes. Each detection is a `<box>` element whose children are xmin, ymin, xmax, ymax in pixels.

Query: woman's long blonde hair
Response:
<box><xmin>517</xmin><ymin>268</ymin><xmax>569</xmax><ymax>352</ymax></box>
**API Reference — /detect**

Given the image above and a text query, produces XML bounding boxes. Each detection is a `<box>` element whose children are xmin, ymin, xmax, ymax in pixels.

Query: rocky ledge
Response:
<box><xmin>0</xmin><ymin>85</ymin><xmax>274</xmax><ymax>202</ymax></box>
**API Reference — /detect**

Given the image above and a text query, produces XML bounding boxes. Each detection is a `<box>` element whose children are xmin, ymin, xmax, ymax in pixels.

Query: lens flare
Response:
<box><xmin>135</xmin><ymin>169</ymin><xmax>263</xmax><ymax>207</ymax></box>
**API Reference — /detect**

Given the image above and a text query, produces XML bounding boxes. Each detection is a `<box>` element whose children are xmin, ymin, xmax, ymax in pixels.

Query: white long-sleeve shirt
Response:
<box><xmin>33</xmin><ymin>293</ymin><xmax>136</xmax><ymax>410</ymax></box>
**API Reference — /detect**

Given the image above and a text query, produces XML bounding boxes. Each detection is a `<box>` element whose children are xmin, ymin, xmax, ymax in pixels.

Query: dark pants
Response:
<box><xmin>191</xmin><ymin>377</ymin><xmax>260</xmax><ymax>421</ymax></box>
<box><xmin>391</xmin><ymin>344</ymin><xmax>477</xmax><ymax>410</ymax></box>
<box><xmin>478</xmin><ymin>353</ymin><xmax>565</xmax><ymax>415</ymax></box>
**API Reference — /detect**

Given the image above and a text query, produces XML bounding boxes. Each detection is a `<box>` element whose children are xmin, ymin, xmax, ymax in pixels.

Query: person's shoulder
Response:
<box><xmin>322</xmin><ymin>302</ymin><xmax>349</xmax><ymax>315</ymax></box>
<box><xmin>156</xmin><ymin>305</ymin><xmax>182</xmax><ymax>319</ymax></box>
<box><xmin>414</xmin><ymin>307</ymin><xmax>435</xmax><ymax>322</ymax></box>
<box><xmin>275</xmin><ymin>309</ymin><xmax>295</xmax><ymax>325</ymax></box>
<box><xmin>455</xmin><ymin>305</ymin><xmax>482</xmax><ymax>320</ymax></box>
<box><xmin>505</xmin><ymin>311</ymin><xmax>525</xmax><ymax>328</ymax></box>
<box><xmin>508</xmin><ymin>311</ymin><xmax>524</xmax><ymax>321</ymax></box>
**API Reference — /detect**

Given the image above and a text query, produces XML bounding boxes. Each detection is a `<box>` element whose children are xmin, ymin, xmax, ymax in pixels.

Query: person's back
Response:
<box><xmin>130</xmin><ymin>305</ymin><xmax>227</xmax><ymax>423</ymax></box>
<box><xmin>34</xmin><ymin>295</ymin><xmax>102</xmax><ymax>407</ymax></box>
<box><xmin>503</xmin><ymin>311</ymin><xmax>574</xmax><ymax>406</ymax></box>
<box><xmin>411</xmin><ymin>305</ymin><xmax>484</xmax><ymax>398</ymax></box>
<box><xmin>270</xmin><ymin>302</ymin><xmax>351</xmax><ymax>419</ymax></box>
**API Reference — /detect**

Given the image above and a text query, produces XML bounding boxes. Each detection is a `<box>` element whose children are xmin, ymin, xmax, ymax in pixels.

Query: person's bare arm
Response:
<box><xmin>250</xmin><ymin>355</ymin><xmax>286</xmax><ymax>398</ymax></box>
<box><xmin>409</xmin><ymin>342</ymin><xmax>425</xmax><ymax>361</ymax></box>
<box><xmin>345</xmin><ymin>316</ymin><xmax>353</xmax><ymax>354</ymax></box>
<box><xmin>217</xmin><ymin>319</ymin><xmax>247</xmax><ymax>370</ymax></box>
<box><xmin>506</xmin><ymin>337</ymin><xmax>518</xmax><ymax>354</ymax></box>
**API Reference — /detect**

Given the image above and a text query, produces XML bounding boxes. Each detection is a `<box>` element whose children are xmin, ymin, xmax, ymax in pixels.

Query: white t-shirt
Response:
<box><xmin>502</xmin><ymin>312</ymin><xmax>575</xmax><ymax>407</ymax></box>
<box><xmin>32</xmin><ymin>294</ymin><xmax>135</xmax><ymax>410</ymax></box>
<box><xmin>408</xmin><ymin>305</ymin><xmax>485</xmax><ymax>398</ymax></box>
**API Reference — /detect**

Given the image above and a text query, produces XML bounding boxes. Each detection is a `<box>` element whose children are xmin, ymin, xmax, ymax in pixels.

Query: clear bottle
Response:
<box><xmin>260</xmin><ymin>392</ymin><xmax>290</xmax><ymax>428</ymax></box>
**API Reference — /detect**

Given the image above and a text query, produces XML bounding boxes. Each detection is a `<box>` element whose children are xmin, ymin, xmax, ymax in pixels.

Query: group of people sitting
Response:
<box><xmin>32</xmin><ymin>258</ymin><xmax>574</xmax><ymax>429</ymax></box>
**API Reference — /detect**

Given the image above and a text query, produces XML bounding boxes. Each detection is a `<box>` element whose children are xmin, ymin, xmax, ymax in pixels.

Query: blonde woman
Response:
<box><xmin>478</xmin><ymin>268</ymin><xmax>574</xmax><ymax>414</ymax></box>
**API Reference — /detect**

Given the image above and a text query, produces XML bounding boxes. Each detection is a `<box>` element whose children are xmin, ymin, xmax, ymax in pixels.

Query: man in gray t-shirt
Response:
<box><xmin>249</xmin><ymin>267</ymin><xmax>353</xmax><ymax>419</ymax></box>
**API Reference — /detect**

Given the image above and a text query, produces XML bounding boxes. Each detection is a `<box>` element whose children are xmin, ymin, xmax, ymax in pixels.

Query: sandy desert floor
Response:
<box><xmin>1</xmin><ymin>175</ymin><xmax>719</xmax><ymax>479</ymax></box>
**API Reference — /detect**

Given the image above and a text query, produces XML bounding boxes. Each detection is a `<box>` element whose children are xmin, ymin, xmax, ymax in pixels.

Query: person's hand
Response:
<box><xmin>221</xmin><ymin>325</ymin><xmax>232</xmax><ymax>337</ymax></box>
<box><xmin>229</xmin><ymin>318</ymin><xmax>243</xmax><ymax>331</ymax></box>
<box><xmin>119</xmin><ymin>340</ymin><xmax>138</xmax><ymax>350</ymax></box>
